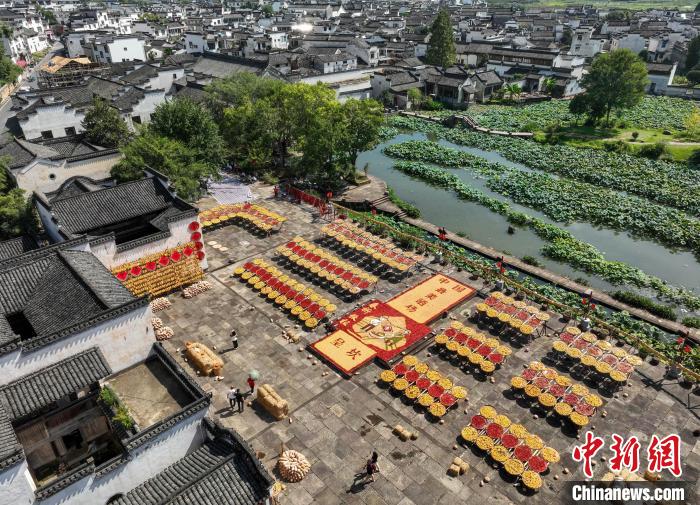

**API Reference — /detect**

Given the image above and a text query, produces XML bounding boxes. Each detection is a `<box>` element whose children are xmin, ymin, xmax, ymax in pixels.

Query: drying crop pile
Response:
<box><xmin>387</xmin><ymin>118</ymin><xmax>700</xmax><ymax>216</ymax></box>
<box><xmin>358</xmin><ymin>212</ymin><xmax>700</xmax><ymax>372</ymax></box>
<box><xmin>384</xmin><ymin>140</ymin><xmax>700</xmax><ymax>253</ymax></box>
<box><xmin>469</xmin><ymin>97</ymin><xmax>696</xmax><ymax>132</ymax></box>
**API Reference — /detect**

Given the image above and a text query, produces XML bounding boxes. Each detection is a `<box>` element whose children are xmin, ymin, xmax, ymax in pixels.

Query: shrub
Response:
<box><xmin>261</xmin><ymin>171</ymin><xmax>279</xmax><ymax>185</ymax></box>
<box><xmin>682</xmin><ymin>316</ymin><xmax>700</xmax><ymax>329</ymax></box>
<box><xmin>637</xmin><ymin>142</ymin><xmax>668</xmax><ymax>160</ymax></box>
<box><xmin>387</xmin><ymin>187</ymin><xmax>421</xmax><ymax>218</ymax></box>
<box><xmin>521</xmin><ymin>255</ymin><xmax>542</xmax><ymax>267</ymax></box>
<box><xmin>612</xmin><ymin>291</ymin><xmax>677</xmax><ymax>321</ymax></box>
<box><xmin>603</xmin><ymin>140</ymin><xmax>630</xmax><ymax>153</ymax></box>
<box><xmin>99</xmin><ymin>386</ymin><xmax>117</xmax><ymax>407</ymax></box>
<box><xmin>422</xmin><ymin>99</ymin><xmax>444</xmax><ymax>111</ymax></box>
<box><xmin>113</xmin><ymin>405</ymin><xmax>134</xmax><ymax>430</ymax></box>
<box><xmin>631</xmin><ymin>131</ymin><xmax>639</xmax><ymax>140</ymax></box>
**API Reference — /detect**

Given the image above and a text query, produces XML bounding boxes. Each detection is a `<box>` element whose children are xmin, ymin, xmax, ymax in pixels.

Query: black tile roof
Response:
<box><xmin>115</xmin><ymin>426</ymin><xmax>272</xmax><ymax>505</ymax></box>
<box><xmin>0</xmin><ymin>347</ymin><xmax>111</xmax><ymax>421</ymax></box>
<box><xmin>0</xmin><ymin>236</ymin><xmax>39</xmax><ymax>261</ymax></box>
<box><xmin>46</xmin><ymin>178</ymin><xmax>178</xmax><ymax>237</ymax></box>
<box><xmin>0</xmin><ymin>405</ymin><xmax>22</xmax><ymax>471</ymax></box>
<box><xmin>0</xmin><ymin>244</ymin><xmax>138</xmax><ymax>353</ymax></box>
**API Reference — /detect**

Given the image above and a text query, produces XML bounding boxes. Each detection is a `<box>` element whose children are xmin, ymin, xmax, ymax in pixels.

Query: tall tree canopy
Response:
<box><xmin>426</xmin><ymin>10</ymin><xmax>456</xmax><ymax>68</ymax></box>
<box><xmin>111</xmin><ymin>98</ymin><xmax>226</xmax><ymax>200</ymax></box>
<box><xmin>81</xmin><ymin>97</ymin><xmax>130</xmax><ymax>147</ymax></box>
<box><xmin>211</xmin><ymin>74</ymin><xmax>383</xmax><ymax>188</ymax></box>
<box><xmin>0</xmin><ymin>158</ymin><xmax>35</xmax><ymax>240</ymax></box>
<box><xmin>576</xmin><ymin>49</ymin><xmax>648</xmax><ymax>122</ymax></box>
<box><xmin>0</xmin><ymin>56</ymin><xmax>21</xmax><ymax>85</ymax></box>
<box><xmin>686</xmin><ymin>36</ymin><xmax>700</xmax><ymax>72</ymax></box>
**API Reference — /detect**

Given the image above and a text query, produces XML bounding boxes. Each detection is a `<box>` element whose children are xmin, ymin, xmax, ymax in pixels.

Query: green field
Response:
<box><xmin>490</xmin><ymin>0</ymin><xmax>694</xmax><ymax>11</ymax></box>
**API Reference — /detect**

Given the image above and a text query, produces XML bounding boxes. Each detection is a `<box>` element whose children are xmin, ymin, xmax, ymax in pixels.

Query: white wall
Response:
<box><xmin>0</xmin><ymin>410</ymin><xmax>207</xmax><ymax>505</ymax></box>
<box><xmin>0</xmin><ymin>303</ymin><xmax>152</xmax><ymax>383</ymax></box>
<box><xmin>0</xmin><ymin>461</ymin><xmax>34</xmax><ymax>505</ymax></box>
<box><xmin>106</xmin><ymin>37</ymin><xmax>146</xmax><ymax>63</ymax></box>
<box><xmin>15</xmin><ymin>153</ymin><xmax>121</xmax><ymax>194</ymax></box>
<box><xmin>87</xmin><ymin>214</ymin><xmax>208</xmax><ymax>270</ymax></box>
<box><xmin>19</xmin><ymin>102</ymin><xmax>85</xmax><ymax>140</ymax></box>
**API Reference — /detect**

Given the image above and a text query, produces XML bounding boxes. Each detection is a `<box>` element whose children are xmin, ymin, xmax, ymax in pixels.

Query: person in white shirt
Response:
<box><xmin>227</xmin><ymin>386</ymin><xmax>237</xmax><ymax>410</ymax></box>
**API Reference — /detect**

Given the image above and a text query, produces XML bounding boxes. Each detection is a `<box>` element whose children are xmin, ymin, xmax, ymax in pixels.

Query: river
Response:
<box><xmin>357</xmin><ymin>132</ymin><xmax>700</xmax><ymax>305</ymax></box>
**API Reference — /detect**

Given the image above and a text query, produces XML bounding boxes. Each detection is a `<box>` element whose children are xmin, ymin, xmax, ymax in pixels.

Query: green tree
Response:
<box><xmin>0</xmin><ymin>188</ymin><xmax>35</xmax><ymax>240</ymax></box>
<box><xmin>261</xmin><ymin>4</ymin><xmax>273</xmax><ymax>17</ymax></box>
<box><xmin>0</xmin><ymin>56</ymin><xmax>22</xmax><ymax>85</ymax></box>
<box><xmin>0</xmin><ymin>23</ymin><xmax>12</xmax><ymax>39</ymax></box>
<box><xmin>687</xmin><ymin>69</ymin><xmax>700</xmax><ymax>85</ymax></box>
<box><xmin>580</xmin><ymin>49</ymin><xmax>648</xmax><ymax>123</ymax></box>
<box><xmin>686</xmin><ymin>36</ymin><xmax>700</xmax><ymax>72</ymax></box>
<box><xmin>407</xmin><ymin>87</ymin><xmax>424</xmax><ymax>109</ymax></box>
<box><xmin>111</xmin><ymin>132</ymin><xmax>212</xmax><ymax>200</ymax></box>
<box><xmin>426</xmin><ymin>9</ymin><xmax>455</xmax><ymax>68</ymax></box>
<box><xmin>148</xmin><ymin>98</ymin><xmax>226</xmax><ymax>170</ymax></box>
<box><xmin>112</xmin><ymin>99</ymin><xmax>226</xmax><ymax>200</ymax></box>
<box><xmin>542</xmin><ymin>77</ymin><xmax>556</xmax><ymax>95</ymax></box>
<box><xmin>37</xmin><ymin>7</ymin><xmax>57</xmax><ymax>25</ymax></box>
<box><xmin>568</xmin><ymin>93</ymin><xmax>589</xmax><ymax>124</ymax></box>
<box><xmin>504</xmin><ymin>83</ymin><xmax>522</xmax><ymax>102</ymax></box>
<box><xmin>81</xmin><ymin>97</ymin><xmax>130</xmax><ymax>147</ymax></box>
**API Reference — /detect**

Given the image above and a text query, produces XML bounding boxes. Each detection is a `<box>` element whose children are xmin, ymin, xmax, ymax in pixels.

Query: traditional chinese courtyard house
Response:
<box><xmin>33</xmin><ymin>169</ymin><xmax>207</xmax><ymax>297</ymax></box>
<box><xmin>0</xmin><ymin>244</ymin><xmax>273</xmax><ymax>504</ymax></box>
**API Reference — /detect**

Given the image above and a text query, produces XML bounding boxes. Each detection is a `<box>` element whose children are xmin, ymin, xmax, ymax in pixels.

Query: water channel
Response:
<box><xmin>357</xmin><ymin>132</ymin><xmax>700</xmax><ymax>302</ymax></box>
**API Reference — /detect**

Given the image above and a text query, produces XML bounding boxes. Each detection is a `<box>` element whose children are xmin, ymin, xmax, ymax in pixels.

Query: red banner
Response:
<box><xmin>333</xmin><ymin>300</ymin><xmax>432</xmax><ymax>363</ymax></box>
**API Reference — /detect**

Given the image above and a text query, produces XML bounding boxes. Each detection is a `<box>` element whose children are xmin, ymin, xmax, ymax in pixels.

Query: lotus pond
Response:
<box><xmin>357</xmin><ymin>131</ymin><xmax>700</xmax><ymax>313</ymax></box>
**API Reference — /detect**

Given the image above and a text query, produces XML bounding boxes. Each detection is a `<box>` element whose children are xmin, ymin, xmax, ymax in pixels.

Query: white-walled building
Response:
<box><xmin>15</xmin><ymin>76</ymin><xmax>167</xmax><ymax>140</ymax></box>
<box><xmin>86</xmin><ymin>35</ymin><xmax>146</xmax><ymax>64</ymax></box>
<box><xmin>34</xmin><ymin>171</ymin><xmax>208</xmax><ymax>272</ymax></box>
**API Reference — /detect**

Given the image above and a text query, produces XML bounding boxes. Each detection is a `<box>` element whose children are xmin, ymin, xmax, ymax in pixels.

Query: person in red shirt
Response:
<box><xmin>247</xmin><ymin>376</ymin><xmax>256</xmax><ymax>394</ymax></box>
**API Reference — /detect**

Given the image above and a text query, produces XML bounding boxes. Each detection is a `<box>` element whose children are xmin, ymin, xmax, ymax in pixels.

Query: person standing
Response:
<box><xmin>365</xmin><ymin>451</ymin><xmax>380</xmax><ymax>482</ymax></box>
<box><xmin>231</xmin><ymin>330</ymin><xmax>238</xmax><ymax>350</ymax></box>
<box><xmin>235</xmin><ymin>388</ymin><xmax>245</xmax><ymax>412</ymax></box>
<box><xmin>247</xmin><ymin>375</ymin><xmax>256</xmax><ymax>394</ymax></box>
<box><xmin>227</xmin><ymin>386</ymin><xmax>237</xmax><ymax>411</ymax></box>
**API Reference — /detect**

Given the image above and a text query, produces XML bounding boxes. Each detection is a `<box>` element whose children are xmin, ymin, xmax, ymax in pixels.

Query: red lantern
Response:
<box><xmin>171</xmin><ymin>251</ymin><xmax>182</xmax><ymax>262</ymax></box>
<box><xmin>188</xmin><ymin>221</ymin><xmax>200</xmax><ymax>231</ymax></box>
<box><xmin>683</xmin><ymin>345</ymin><xmax>691</xmax><ymax>353</ymax></box>
<box><xmin>194</xmin><ymin>241</ymin><xmax>204</xmax><ymax>250</ymax></box>
<box><xmin>190</xmin><ymin>231</ymin><xmax>201</xmax><ymax>241</ymax></box>
<box><xmin>196</xmin><ymin>251</ymin><xmax>205</xmax><ymax>261</ymax></box>
<box><xmin>183</xmin><ymin>247</ymin><xmax>194</xmax><ymax>257</ymax></box>
<box><xmin>146</xmin><ymin>261</ymin><xmax>157</xmax><ymax>271</ymax></box>
<box><xmin>130</xmin><ymin>266</ymin><xmax>142</xmax><ymax>276</ymax></box>
<box><xmin>159</xmin><ymin>255</ymin><xmax>169</xmax><ymax>266</ymax></box>
<box><xmin>116</xmin><ymin>271</ymin><xmax>128</xmax><ymax>281</ymax></box>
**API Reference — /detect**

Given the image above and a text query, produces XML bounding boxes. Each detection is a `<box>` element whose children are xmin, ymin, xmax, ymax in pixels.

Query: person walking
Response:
<box><xmin>247</xmin><ymin>375</ymin><xmax>256</xmax><ymax>394</ymax></box>
<box><xmin>230</xmin><ymin>330</ymin><xmax>238</xmax><ymax>350</ymax></box>
<box><xmin>235</xmin><ymin>388</ymin><xmax>245</xmax><ymax>412</ymax></box>
<box><xmin>227</xmin><ymin>386</ymin><xmax>237</xmax><ymax>411</ymax></box>
<box><xmin>365</xmin><ymin>452</ymin><xmax>380</xmax><ymax>482</ymax></box>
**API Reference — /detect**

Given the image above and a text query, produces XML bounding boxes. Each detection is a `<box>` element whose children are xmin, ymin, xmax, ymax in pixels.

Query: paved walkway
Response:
<box><xmin>156</xmin><ymin>196</ymin><xmax>699</xmax><ymax>505</ymax></box>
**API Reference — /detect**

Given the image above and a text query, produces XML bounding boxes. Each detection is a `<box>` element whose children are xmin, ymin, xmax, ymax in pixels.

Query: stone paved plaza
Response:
<box><xmin>157</xmin><ymin>193</ymin><xmax>700</xmax><ymax>505</ymax></box>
